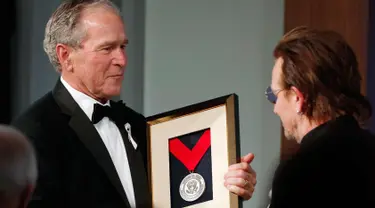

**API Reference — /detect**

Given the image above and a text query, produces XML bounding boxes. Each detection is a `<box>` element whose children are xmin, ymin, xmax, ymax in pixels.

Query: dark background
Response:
<box><xmin>0</xmin><ymin>1</ymin><xmax>15</xmax><ymax>124</ymax></box>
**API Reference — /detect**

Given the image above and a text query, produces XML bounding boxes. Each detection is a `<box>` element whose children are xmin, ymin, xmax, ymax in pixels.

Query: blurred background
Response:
<box><xmin>1</xmin><ymin>0</ymin><xmax>374</xmax><ymax>207</ymax></box>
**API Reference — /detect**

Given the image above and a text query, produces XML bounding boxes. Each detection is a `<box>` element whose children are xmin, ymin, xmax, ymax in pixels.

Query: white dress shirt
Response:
<box><xmin>61</xmin><ymin>77</ymin><xmax>136</xmax><ymax>208</ymax></box>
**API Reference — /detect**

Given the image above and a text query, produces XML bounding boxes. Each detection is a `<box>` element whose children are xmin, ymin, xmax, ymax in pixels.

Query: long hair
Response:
<box><xmin>273</xmin><ymin>26</ymin><xmax>372</xmax><ymax>125</ymax></box>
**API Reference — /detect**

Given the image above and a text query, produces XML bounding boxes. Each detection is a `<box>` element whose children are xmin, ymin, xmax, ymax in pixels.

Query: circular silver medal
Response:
<box><xmin>179</xmin><ymin>172</ymin><xmax>205</xmax><ymax>202</ymax></box>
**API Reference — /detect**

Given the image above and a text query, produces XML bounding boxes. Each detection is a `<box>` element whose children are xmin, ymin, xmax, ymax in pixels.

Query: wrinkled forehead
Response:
<box><xmin>78</xmin><ymin>6</ymin><xmax>127</xmax><ymax>43</ymax></box>
<box><xmin>80</xmin><ymin>5</ymin><xmax>123</xmax><ymax>25</ymax></box>
<box><xmin>271</xmin><ymin>57</ymin><xmax>284</xmax><ymax>90</ymax></box>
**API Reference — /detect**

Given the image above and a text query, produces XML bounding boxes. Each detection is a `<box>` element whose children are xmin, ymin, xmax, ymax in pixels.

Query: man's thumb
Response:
<box><xmin>241</xmin><ymin>153</ymin><xmax>255</xmax><ymax>163</ymax></box>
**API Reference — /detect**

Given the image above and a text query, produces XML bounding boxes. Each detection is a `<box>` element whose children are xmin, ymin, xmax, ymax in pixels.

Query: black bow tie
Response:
<box><xmin>91</xmin><ymin>103</ymin><xmax>117</xmax><ymax>124</ymax></box>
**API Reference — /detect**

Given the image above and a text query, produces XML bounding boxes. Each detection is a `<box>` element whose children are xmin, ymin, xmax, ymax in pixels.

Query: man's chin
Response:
<box><xmin>284</xmin><ymin>129</ymin><xmax>296</xmax><ymax>141</ymax></box>
<box><xmin>103</xmin><ymin>89</ymin><xmax>122</xmax><ymax>99</ymax></box>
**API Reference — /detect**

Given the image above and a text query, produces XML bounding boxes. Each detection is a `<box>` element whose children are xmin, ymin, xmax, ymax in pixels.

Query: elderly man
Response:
<box><xmin>0</xmin><ymin>125</ymin><xmax>37</xmax><ymax>208</ymax></box>
<box><xmin>265</xmin><ymin>26</ymin><xmax>375</xmax><ymax>208</ymax></box>
<box><xmin>12</xmin><ymin>0</ymin><xmax>256</xmax><ymax>207</ymax></box>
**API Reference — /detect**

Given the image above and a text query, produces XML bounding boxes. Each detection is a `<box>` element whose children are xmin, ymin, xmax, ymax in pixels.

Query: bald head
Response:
<box><xmin>0</xmin><ymin>125</ymin><xmax>37</xmax><ymax>207</ymax></box>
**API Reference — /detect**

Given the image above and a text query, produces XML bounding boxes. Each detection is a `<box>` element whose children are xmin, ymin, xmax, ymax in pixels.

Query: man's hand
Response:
<box><xmin>224</xmin><ymin>153</ymin><xmax>257</xmax><ymax>200</ymax></box>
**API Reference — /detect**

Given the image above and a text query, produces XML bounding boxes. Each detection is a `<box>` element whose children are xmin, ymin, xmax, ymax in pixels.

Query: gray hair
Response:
<box><xmin>43</xmin><ymin>0</ymin><xmax>121</xmax><ymax>71</ymax></box>
<box><xmin>0</xmin><ymin>125</ymin><xmax>37</xmax><ymax>196</ymax></box>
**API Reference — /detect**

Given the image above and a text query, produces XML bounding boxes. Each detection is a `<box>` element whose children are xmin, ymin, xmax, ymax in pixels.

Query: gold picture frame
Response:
<box><xmin>146</xmin><ymin>94</ymin><xmax>241</xmax><ymax>208</ymax></box>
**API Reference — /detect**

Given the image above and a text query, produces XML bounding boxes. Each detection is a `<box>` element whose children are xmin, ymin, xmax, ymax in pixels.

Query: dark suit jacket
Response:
<box><xmin>11</xmin><ymin>80</ymin><xmax>152</xmax><ymax>208</ymax></box>
<box><xmin>269</xmin><ymin>115</ymin><xmax>375</xmax><ymax>208</ymax></box>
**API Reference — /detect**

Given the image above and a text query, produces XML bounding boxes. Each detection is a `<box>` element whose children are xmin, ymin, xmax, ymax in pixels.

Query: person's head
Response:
<box><xmin>44</xmin><ymin>0</ymin><xmax>127</xmax><ymax>102</ymax></box>
<box><xmin>0</xmin><ymin>125</ymin><xmax>37</xmax><ymax>208</ymax></box>
<box><xmin>265</xmin><ymin>26</ymin><xmax>372</xmax><ymax>142</ymax></box>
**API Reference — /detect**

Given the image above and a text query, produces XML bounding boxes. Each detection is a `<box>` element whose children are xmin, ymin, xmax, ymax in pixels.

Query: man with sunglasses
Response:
<box><xmin>265</xmin><ymin>26</ymin><xmax>375</xmax><ymax>208</ymax></box>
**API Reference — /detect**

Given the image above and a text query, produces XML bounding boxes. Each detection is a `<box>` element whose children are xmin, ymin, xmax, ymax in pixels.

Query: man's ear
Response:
<box><xmin>291</xmin><ymin>86</ymin><xmax>305</xmax><ymax>114</ymax></box>
<box><xmin>56</xmin><ymin>43</ymin><xmax>73</xmax><ymax>72</ymax></box>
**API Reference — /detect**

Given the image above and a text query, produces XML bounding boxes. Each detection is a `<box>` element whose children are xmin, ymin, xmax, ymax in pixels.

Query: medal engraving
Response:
<box><xmin>179</xmin><ymin>173</ymin><xmax>205</xmax><ymax>202</ymax></box>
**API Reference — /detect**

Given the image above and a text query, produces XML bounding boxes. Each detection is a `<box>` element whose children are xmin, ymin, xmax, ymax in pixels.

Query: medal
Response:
<box><xmin>179</xmin><ymin>172</ymin><xmax>206</xmax><ymax>201</ymax></box>
<box><xmin>169</xmin><ymin>129</ymin><xmax>211</xmax><ymax>202</ymax></box>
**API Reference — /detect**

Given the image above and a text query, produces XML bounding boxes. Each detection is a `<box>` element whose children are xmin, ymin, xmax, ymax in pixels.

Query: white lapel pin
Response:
<box><xmin>125</xmin><ymin>122</ymin><xmax>137</xmax><ymax>150</ymax></box>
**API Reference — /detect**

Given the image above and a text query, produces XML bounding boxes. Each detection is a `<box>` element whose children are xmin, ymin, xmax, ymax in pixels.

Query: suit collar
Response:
<box><xmin>52</xmin><ymin>79</ymin><xmax>77</xmax><ymax>116</ymax></box>
<box><xmin>68</xmin><ymin>112</ymin><xmax>131</xmax><ymax>208</ymax></box>
<box><xmin>60</xmin><ymin>76</ymin><xmax>110</xmax><ymax>122</ymax></box>
<box><xmin>117</xmin><ymin>126</ymin><xmax>151</xmax><ymax>207</ymax></box>
<box><xmin>300</xmin><ymin>115</ymin><xmax>359</xmax><ymax>150</ymax></box>
<box><xmin>51</xmin><ymin>79</ymin><xmax>132</xmax><ymax>208</ymax></box>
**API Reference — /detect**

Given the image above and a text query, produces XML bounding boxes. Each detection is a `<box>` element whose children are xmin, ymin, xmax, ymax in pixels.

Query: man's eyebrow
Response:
<box><xmin>97</xmin><ymin>39</ymin><xmax>129</xmax><ymax>47</ymax></box>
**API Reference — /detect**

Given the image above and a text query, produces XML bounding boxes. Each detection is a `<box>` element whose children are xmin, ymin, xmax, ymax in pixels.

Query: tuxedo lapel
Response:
<box><xmin>52</xmin><ymin>80</ymin><xmax>131</xmax><ymax>208</ymax></box>
<box><xmin>117</xmin><ymin>124</ymin><xmax>151</xmax><ymax>207</ymax></box>
<box><xmin>69</xmin><ymin>113</ymin><xmax>131</xmax><ymax>208</ymax></box>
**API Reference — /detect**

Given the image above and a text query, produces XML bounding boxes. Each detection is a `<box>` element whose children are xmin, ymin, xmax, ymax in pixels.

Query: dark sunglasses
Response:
<box><xmin>265</xmin><ymin>86</ymin><xmax>284</xmax><ymax>104</ymax></box>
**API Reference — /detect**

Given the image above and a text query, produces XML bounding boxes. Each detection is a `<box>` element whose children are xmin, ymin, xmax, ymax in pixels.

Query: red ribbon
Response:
<box><xmin>169</xmin><ymin>129</ymin><xmax>211</xmax><ymax>171</ymax></box>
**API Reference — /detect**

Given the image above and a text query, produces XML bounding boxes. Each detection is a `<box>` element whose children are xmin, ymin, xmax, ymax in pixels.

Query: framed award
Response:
<box><xmin>146</xmin><ymin>94</ymin><xmax>241</xmax><ymax>208</ymax></box>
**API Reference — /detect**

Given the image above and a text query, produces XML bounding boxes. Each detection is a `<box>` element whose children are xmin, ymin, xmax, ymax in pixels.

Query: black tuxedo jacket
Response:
<box><xmin>11</xmin><ymin>80</ymin><xmax>152</xmax><ymax>208</ymax></box>
<box><xmin>269</xmin><ymin>115</ymin><xmax>375</xmax><ymax>208</ymax></box>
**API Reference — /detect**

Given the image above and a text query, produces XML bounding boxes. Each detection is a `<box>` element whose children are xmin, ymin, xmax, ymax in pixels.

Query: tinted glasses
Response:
<box><xmin>265</xmin><ymin>86</ymin><xmax>284</xmax><ymax>104</ymax></box>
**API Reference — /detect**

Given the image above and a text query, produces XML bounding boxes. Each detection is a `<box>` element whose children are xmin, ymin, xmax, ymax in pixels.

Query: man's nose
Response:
<box><xmin>114</xmin><ymin>48</ymin><xmax>127</xmax><ymax>67</ymax></box>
